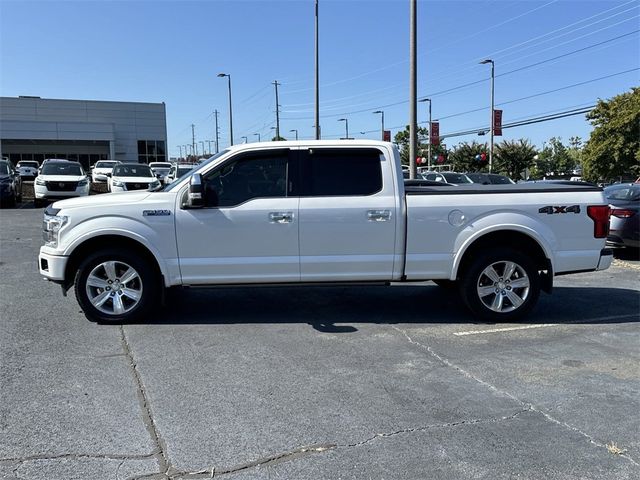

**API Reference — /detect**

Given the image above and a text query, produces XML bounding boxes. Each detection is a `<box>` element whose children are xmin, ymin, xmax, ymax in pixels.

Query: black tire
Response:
<box><xmin>74</xmin><ymin>248</ymin><xmax>160</xmax><ymax>323</ymax></box>
<box><xmin>459</xmin><ymin>247</ymin><xmax>540</xmax><ymax>322</ymax></box>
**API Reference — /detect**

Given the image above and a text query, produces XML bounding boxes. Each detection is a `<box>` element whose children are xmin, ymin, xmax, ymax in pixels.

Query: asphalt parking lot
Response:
<box><xmin>0</xmin><ymin>205</ymin><xmax>639</xmax><ymax>480</ymax></box>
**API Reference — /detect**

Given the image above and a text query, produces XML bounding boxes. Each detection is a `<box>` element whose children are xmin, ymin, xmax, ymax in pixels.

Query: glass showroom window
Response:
<box><xmin>138</xmin><ymin>140</ymin><xmax>166</xmax><ymax>164</ymax></box>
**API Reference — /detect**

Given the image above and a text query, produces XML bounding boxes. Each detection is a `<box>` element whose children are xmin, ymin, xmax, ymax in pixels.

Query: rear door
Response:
<box><xmin>297</xmin><ymin>147</ymin><xmax>399</xmax><ymax>281</ymax></box>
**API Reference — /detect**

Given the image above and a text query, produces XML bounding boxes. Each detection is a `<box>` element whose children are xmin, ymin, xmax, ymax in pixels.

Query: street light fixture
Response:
<box><xmin>372</xmin><ymin>110</ymin><xmax>384</xmax><ymax>141</ymax></box>
<box><xmin>217</xmin><ymin>73</ymin><xmax>234</xmax><ymax>146</ymax></box>
<box><xmin>479</xmin><ymin>59</ymin><xmax>494</xmax><ymax>172</ymax></box>
<box><xmin>289</xmin><ymin>129</ymin><xmax>298</xmax><ymax>140</ymax></box>
<box><xmin>418</xmin><ymin>98</ymin><xmax>432</xmax><ymax>169</ymax></box>
<box><xmin>338</xmin><ymin>118</ymin><xmax>349</xmax><ymax>139</ymax></box>
<box><xmin>241</xmin><ymin>136</ymin><xmax>248</xmax><ymax>144</ymax></box>
<box><xmin>254</xmin><ymin>133</ymin><xmax>261</xmax><ymax>142</ymax></box>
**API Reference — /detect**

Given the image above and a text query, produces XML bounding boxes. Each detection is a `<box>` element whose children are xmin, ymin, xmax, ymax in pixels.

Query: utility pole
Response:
<box><xmin>191</xmin><ymin>124</ymin><xmax>196</xmax><ymax>160</ymax></box>
<box><xmin>273</xmin><ymin>80</ymin><xmax>281</xmax><ymax>140</ymax></box>
<box><xmin>206</xmin><ymin>140</ymin><xmax>212</xmax><ymax>155</ymax></box>
<box><xmin>214</xmin><ymin>109</ymin><xmax>220</xmax><ymax>153</ymax></box>
<box><xmin>178</xmin><ymin>145</ymin><xmax>183</xmax><ymax>159</ymax></box>
<box><xmin>314</xmin><ymin>0</ymin><xmax>320</xmax><ymax>140</ymax></box>
<box><xmin>409</xmin><ymin>0</ymin><xmax>418</xmax><ymax>179</ymax></box>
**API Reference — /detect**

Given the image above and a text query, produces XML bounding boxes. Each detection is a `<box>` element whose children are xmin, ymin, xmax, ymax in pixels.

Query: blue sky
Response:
<box><xmin>1</xmin><ymin>0</ymin><xmax>638</xmax><ymax>158</ymax></box>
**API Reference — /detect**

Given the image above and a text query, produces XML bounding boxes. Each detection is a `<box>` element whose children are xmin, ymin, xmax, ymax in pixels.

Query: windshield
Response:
<box><xmin>95</xmin><ymin>161</ymin><xmax>118</xmax><ymax>168</ymax></box>
<box><xmin>605</xmin><ymin>185</ymin><xmax>640</xmax><ymax>201</ymax></box>
<box><xmin>42</xmin><ymin>163</ymin><xmax>83</xmax><ymax>176</ymax></box>
<box><xmin>177</xmin><ymin>165</ymin><xmax>194</xmax><ymax>176</ymax></box>
<box><xmin>18</xmin><ymin>161</ymin><xmax>39</xmax><ymax>168</ymax></box>
<box><xmin>113</xmin><ymin>164</ymin><xmax>153</xmax><ymax>177</ymax></box>
<box><xmin>442</xmin><ymin>173</ymin><xmax>472</xmax><ymax>184</ymax></box>
<box><xmin>0</xmin><ymin>163</ymin><xmax>10</xmax><ymax>175</ymax></box>
<box><xmin>163</xmin><ymin>151</ymin><xmax>229</xmax><ymax>191</ymax></box>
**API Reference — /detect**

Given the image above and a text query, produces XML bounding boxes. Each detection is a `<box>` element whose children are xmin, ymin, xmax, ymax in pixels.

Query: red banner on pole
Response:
<box><xmin>493</xmin><ymin>110</ymin><xmax>503</xmax><ymax>136</ymax></box>
<box><xmin>383</xmin><ymin>130</ymin><xmax>391</xmax><ymax>142</ymax></box>
<box><xmin>430</xmin><ymin>122</ymin><xmax>440</xmax><ymax>146</ymax></box>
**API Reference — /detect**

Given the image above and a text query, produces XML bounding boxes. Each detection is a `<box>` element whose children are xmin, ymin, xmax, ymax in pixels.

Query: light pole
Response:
<box><xmin>199</xmin><ymin>141</ymin><xmax>205</xmax><ymax>157</ymax></box>
<box><xmin>178</xmin><ymin>145</ymin><xmax>183</xmax><ymax>159</ymax></box>
<box><xmin>480</xmin><ymin>59</ymin><xmax>494</xmax><ymax>172</ymax></box>
<box><xmin>289</xmin><ymin>129</ymin><xmax>298</xmax><ymax>140</ymax></box>
<box><xmin>217</xmin><ymin>73</ymin><xmax>233</xmax><ymax>146</ymax></box>
<box><xmin>241</xmin><ymin>136</ymin><xmax>248</xmax><ymax>144</ymax></box>
<box><xmin>254</xmin><ymin>133</ymin><xmax>261</xmax><ymax>142</ymax></box>
<box><xmin>206</xmin><ymin>140</ymin><xmax>213</xmax><ymax>155</ymax></box>
<box><xmin>338</xmin><ymin>118</ymin><xmax>349</xmax><ymax>139</ymax></box>
<box><xmin>314</xmin><ymin>0</ymin><xmax>320</xmax><ymax>140</ymax></box>
<box><xmin>373</xmin><ymin>110</ymin><xmax>384</xmax><ymax>141</ymax></box>
<box><xmin>419</xmin><ymin>98</ymin><xmax>432</xmax><ymax>169</ymax></box>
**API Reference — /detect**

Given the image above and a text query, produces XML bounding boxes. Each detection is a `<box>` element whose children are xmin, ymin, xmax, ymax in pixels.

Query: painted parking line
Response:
<box><xmin>453</xmin><ymin>314</ymin><xmax>639</xmax><ymax>336</ymax></box>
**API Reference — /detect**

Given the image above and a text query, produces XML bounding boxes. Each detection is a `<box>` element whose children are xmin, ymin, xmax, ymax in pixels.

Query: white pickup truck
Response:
<box><xmin>39</xmin><ymin>141</ymin><xmax>612</xmax><ymax>323</ymax></box>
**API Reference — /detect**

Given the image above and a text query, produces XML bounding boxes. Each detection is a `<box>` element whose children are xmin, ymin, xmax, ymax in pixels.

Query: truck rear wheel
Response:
<box><xmin>459</xmin><ymin>248</ymin><xmax>540</xmax><ymax>322</ymax></box>
<box><xmin>74</xmin><ymin>249</ymin><xmax>159</xmax><ymax>323</ymax></box>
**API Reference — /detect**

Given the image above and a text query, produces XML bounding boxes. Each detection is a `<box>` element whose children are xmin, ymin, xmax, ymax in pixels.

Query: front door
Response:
<box><xmin>175</xmin><ymin>148</ymin><xmax>300</xmax><ymax>284</ymax></box>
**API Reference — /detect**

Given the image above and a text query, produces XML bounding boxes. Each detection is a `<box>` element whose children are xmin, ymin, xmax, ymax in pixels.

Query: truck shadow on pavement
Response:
<box><xmin>147</xmin><ymin>284</ymin><xmax>640</xmax><ymax>331</ymax></box>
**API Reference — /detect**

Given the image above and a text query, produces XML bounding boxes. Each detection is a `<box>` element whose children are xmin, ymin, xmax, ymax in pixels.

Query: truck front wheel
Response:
<box><xmin>74</xmin><ymin>249</ymin><xmax>159</xmax><ymax>323</ymax></box>
<box><xmin>459</xmin><ymin>248</ymin><xmax>540</xmax><ymax>322</ymax></box>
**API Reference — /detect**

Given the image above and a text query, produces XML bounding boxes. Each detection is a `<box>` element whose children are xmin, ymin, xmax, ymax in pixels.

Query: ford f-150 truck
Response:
<box><xmin>38</xmin><ymin>141</ymin><xmax>612</xmax><ymax>323</ymax></box>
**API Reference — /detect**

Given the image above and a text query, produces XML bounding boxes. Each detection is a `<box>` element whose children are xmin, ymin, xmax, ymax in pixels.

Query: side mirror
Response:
<box><xmin>184</xmin><ymin>173</ymin><xmax>205</xmax><ymax>208</ymax></box>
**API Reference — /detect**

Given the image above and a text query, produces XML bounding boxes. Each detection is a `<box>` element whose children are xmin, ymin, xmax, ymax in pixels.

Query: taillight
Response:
<box><xmin>587</xmin><ymin>205</ymin><xmax>610</xmax><ymax>238</ymax></box>
<box><xmin>611</xmin><ymin>208</ymin><xmax>636</xmax><ymax>218</ymax></box>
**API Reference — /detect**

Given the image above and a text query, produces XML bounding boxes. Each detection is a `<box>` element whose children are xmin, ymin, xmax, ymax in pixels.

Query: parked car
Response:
<box><xmin>91</xmin><ymin>160</ymin><xmax>120</xmax><ymax>183</ymax></box>
<box><xmin>108</xmin><ymin>163</ymin><xmax>161</xmax><ymax>192</ymax></box>
<box><xmin>0</xmin><ymin>159</ymin><xmax>22</xmax><ymax>207</ymax></box>
<box><xmin>16</xmin><ymin>160</ymin><xmax>40</xmax><ymax>180</ymax></box>
<box><xmin>466</xmin><ymin>173</ymin><xmax>515</xmax><ymax>185</ymax></box>
<box><xmin>149</xmin><ymin>162</ymin><xmax>172</xmax><ymax>184</ymax></box>
<box><xmin>38</xmin><ymin>140</ymin><xmax>613</xmax><ymax>324</ymax></box>
<box><xmin>165</xmin><ymin>163</ymin><xmax>195</xmax><ymax>185</ymax></box>
<box><xmin>604</xmin><ymin>183</ymin><xmax>639</xmax><ymax>249</ymax></box>
<box><xmin>422</xmin><ymin>171</ymin><xmax>473</xmax><ymax>185</ymax></box>
<box><xmin>34</xmin><ymin>160</ymin><xmax>89</xmax><ymax>207</ymax></box>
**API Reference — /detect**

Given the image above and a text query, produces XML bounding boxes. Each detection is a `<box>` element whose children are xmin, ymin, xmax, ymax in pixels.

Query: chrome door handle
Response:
<box><xmin>269</xmin><ymin>212</ymin><xmax>294</xmax><ymax>224</ymax></box>
<box><xmin>367</xmin><ymin>209</ymin><xmax>392</xmax><ymax>222</ymax></box>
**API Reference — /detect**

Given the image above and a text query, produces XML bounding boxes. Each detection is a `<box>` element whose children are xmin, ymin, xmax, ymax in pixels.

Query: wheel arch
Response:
<box><xmin>63</xmin><ymin>234</ymin><xmax>165</xmax><ymax>292</ymax></box>
<box><xmin>453</xmin><ymin>228</ymin><xmax>553</xmax><ymax>293</ymax></box>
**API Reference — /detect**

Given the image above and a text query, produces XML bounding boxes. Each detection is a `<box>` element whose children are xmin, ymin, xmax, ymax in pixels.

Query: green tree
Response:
<box><xmin>394</xmin><ymin>125</ymin><xmax>429</xmax><ymax>166</ymax></box>
<box><xmin>494</xmin><ymin>139</ymin><xmax>537</xmax><ymax>181</ymax></box>
<box><xmin>567</xmin><ymin>136</ymin><xmax>583</xmax><ymax>171</ymax></box>
<box><xmin>536</xmin><ymin>137</ymin><xmax>573</xmax><ymax>176</ymax></box>
<box><xmin>582</xmin><ymin>88</ymin><xmax>640</xmax><ymax>182</ymax></box>
<box><xmin>448</xmin><ymin>141</ymin><xmax>488</xmax><ymax>172</ymax></box>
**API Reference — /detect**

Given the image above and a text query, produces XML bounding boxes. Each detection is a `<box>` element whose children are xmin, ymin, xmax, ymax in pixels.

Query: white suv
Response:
<box><xmin>34</xmin><ymin>160</ymin><xmax>89</xmax><ymax>207</ymax></box>
<box><xmin>16</xmin><ymin>160</ymin><xmax>40</xmax><ymax>180</ymax></box>
<box><xmin>108</xmin><ymin>163</ymin><xmax>161</xmax><ymax>192</ymax></box>
<box><xmin>91</xmin><ymin>160</ymin><xmax>120</xmax><ymax>183</ymax></box>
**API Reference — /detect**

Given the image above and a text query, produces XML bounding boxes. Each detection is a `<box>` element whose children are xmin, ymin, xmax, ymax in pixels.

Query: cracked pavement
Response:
<box><xmin>1</xmin><ymin>209</ymin><xmax>639</xmax><ymax>479</ymax></box>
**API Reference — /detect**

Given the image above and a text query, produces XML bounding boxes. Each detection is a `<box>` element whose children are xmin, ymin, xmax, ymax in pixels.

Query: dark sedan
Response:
<box><xmin>604</xmin><ymin>183</ymin><xmax>639</xmax><ymax>249</ymax></box>
<box><xmin>0</xmin><ymin>160</ymin><xmax>22</xmax><ymax>207</ymax></box>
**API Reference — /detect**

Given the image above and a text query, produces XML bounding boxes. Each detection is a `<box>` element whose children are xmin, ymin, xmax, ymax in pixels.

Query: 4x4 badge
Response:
<box><xmin>538</xmin><ymin>205</ymin><xmax>581</xmax><ymax>214</ymax></box>
<box><xmin>143</xmin><ymin>210</ymin><xmax>171</xmax><ymax>216</ymax></box>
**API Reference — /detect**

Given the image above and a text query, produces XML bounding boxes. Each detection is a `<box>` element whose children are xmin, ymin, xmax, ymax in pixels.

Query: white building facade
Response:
<box><xmin>0</xmin><ymin>96</ymin><xmax>168</xmax><ymax>169</ymax></box>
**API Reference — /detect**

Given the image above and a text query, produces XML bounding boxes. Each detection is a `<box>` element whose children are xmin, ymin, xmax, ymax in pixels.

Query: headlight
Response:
<box><xmin>42</xmin><ymin>214</ymin><xmax>68</xmax><ymax>248</ymax></box>
<box><xmin>149</xmin><ymin>180</ymin><xmax>161</xmax><ymax>189</ymax></box>
<box><xmin>78</xmin><ymin>178</ymin><xmax>89</xmax><ymax>187</ymax></box>
<box><xmin>35</xmin><ymin>177</ymin><xmax>46</xmax><ymax>186</ymax></box>
<box><xmin>112</xmin><ymin>179</ymin><xmax>125</xmax><ymax>187</ymax></box>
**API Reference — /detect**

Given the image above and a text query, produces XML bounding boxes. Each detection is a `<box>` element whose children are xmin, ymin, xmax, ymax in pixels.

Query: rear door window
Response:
<box><xmin>299</xmin><ymin>148</ymin><xmax>382</xmax><ymax>196</ymax></box>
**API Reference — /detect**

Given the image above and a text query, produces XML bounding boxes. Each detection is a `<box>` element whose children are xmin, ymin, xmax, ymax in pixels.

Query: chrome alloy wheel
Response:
<box><xmin>85</xmin><ymin>261</ymin><xmax>143</xmax><ymax>316</ymax></box>
<box><xmin>476</xmin><ymin>260</ymin><xmax>530</xmax><ymax>313</ymax></box>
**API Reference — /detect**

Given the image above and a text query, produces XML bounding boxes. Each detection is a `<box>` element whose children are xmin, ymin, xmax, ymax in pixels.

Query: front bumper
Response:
<box><xmin>39</xmin><ymin>249</ymin><xmax>68</xmax><ymax>282</ymax></box>
<box><xmin>34</xmin><ymin>185</ymin><xmax>90</xmax><ymax>199</ymax></box>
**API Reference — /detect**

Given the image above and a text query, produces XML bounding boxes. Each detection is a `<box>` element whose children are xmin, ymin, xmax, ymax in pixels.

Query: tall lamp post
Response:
<box><xmin>199</xmin><ymin>141</ymin><xmax>205</xmax><ymax>157</ymax></box>
<box><xmin>289</xmin><ymin>129</ymin><xmax>298</xmax><ymax>140</ymax></box>
<box><xmin>418</xmin><ymin>98</ymin><xmax>432</xmax><ymax>169</ymax></box>
<box><xmin>178</xmin><ymin>145</ymin><xmax>183</xmax><ymax>159</ymax></box>
<box><xmin>241</xmin><ymin>136</ymin><xmax>248</xmax><ymax>144</ymax></box>
<box><xmin>254</xmin><ymin>133</ymin><xmax>261</xmax><ymax>142</ymax></box>
<box><xmin>217</xmin><ymin>73</ymin><xmax>234</xmax><ymax>146</ymax></box>
<box><xmin>338</xmin><ymin>118</ymin><xmax>349</xmax><ymax>139</ymax></box>
<box><xmin>373</xmin><ymin>110</ymin><xmax>384</xmax><ymax>141</ymax></box>
<box><xmin>480</xmin><ymin>59</ymin><xmax>494</xmax><ymax>173</ymax></box>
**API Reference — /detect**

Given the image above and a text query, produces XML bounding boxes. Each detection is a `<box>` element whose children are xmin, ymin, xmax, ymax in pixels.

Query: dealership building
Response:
<box><xmin>0</xmin><ymin>96</ymin><xmax>168</xmax><ymax>169</ymax></box>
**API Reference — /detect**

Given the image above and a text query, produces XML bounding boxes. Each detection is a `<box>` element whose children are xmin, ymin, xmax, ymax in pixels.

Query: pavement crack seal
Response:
<box><xmin>339</xmin><ymin>409</ymin><xmax>530</xmax><ymax>448</ymax></box>
<box><xmin>120</xmin><ymin>325</ymin><xmax>172</xmax><ymax>477</ymax></box>
<box><xmin>390</xmin><ymin>326</ymin><xmax>640</xmax><ymax>467</ymax></box>
<box><xmin>162</xmin><ymin>444</ymin><xmax>336</xmax><ymax>479</ymax></box>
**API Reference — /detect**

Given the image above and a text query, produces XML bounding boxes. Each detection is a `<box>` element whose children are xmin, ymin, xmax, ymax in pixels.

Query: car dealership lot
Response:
<box><xmin>1</xmin><ymin>208</ymin><xmax>638</xmax><ymax>480</ymax></box>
